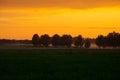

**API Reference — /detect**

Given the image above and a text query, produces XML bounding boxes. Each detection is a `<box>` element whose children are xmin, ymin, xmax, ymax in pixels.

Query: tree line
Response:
<box><xmin>0</xmin><ymin>31</ymin><xmax>119</xmax><ymax>48</ymax></box>
<box><xmin>0</xmin><ymin>39</ymin><xmax>31</xmax><ymax>45</ymax></box>
<box><xmin>32</xmin><ymin>34</ymin><xmax>91</xmax><ymax>48</ymax></box>
<box><xmin>32</xmin><ymin>31</ymin><xmax>120</xmax><ymax>48</ymax></box>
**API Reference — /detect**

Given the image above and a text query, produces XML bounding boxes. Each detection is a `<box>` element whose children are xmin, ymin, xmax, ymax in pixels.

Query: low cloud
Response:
<box><xmin>87</xmin><ymin>26</ymin><xmax>120</xmax><ymax>30</ymax></box>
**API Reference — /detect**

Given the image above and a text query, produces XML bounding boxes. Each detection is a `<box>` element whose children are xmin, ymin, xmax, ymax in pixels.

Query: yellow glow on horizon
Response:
<box><xmin>0</xmin><ymin>7</ymin><xmax>120</xmax><ymax>39</ymax></box>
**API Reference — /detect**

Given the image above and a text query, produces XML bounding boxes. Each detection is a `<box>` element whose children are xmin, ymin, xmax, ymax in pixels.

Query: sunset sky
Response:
<box><xmin>0</xmin><ymin>0</ymin><xmax>120</xmax><ymax>40</ymax></box>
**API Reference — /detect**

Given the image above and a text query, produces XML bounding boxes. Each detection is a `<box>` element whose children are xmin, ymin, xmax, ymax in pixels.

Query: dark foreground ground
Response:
<box><xmin>0</xmin><ymin>49</ymin><xmax>120</xmax><ymax>80</ymax></box>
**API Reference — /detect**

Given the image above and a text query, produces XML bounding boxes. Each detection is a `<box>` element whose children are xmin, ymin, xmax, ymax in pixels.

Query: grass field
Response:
<box><xmin>0</xmin><ymin>49</ymin><xmax>120</xmax><ymax>80</ymax></box>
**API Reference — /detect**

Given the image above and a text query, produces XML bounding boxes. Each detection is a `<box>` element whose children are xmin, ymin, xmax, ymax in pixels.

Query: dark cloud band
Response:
<box><xmin>0</xmin><ymin>0</ymin><xmax>120</xmax><ymax>9</ymax></box>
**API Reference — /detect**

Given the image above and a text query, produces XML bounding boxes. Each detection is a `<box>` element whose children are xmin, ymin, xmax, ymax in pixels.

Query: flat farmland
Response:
<box><xmin>0</xmin><ymin>49</ymin><xmax>120</xmax><ymax>80</ymax></box>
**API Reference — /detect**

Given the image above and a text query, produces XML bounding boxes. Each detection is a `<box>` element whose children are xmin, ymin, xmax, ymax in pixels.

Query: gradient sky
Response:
<box><xmin>0</xmin><ymin>0</ymin><xmax>120</xmax><ymax>39</ymax></box>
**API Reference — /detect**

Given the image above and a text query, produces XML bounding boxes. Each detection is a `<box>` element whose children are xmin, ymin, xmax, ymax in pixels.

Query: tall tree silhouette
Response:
<box><xmin>61</xmin><ymin>34</ymin><xmax>73</xmax><ymax>47</ymax></box>
<box><xmin>106</xmin><ymin>32</ymin><xmax>120</xmax><ymax>47</ymax></box>
<box><xmin>40</xmin><ymin>34</ymin><xmax>51</xmax><ymax>47</ymax></box>
<box><xmin>51</xmin><ymin>34</ymin><xmax>61</xmax><ymax>47</ymax></box>
<box><xmin>96</xmin><ymin>32</ymin><xmax>120</xmax><ymax>48</ymax></box>
<box><xmin>95</xmin><ymin>35</ymin><xmax>106</xmax><ymax>48</ymax></box>
<box><xmin>74</xmin><ymin>35</ymin><xmax>84</xmax><ymax>47</ymax></box>
<box><xmin>32</xmin><ymin>34</ymin><xmax>39</xmax><ymax>47</ymax></box>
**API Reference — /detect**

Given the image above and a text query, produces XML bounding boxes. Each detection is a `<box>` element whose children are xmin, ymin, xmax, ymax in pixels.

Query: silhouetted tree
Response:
<box><xmin>61</xmin><ymin>34</ymin><xmax>73</xmax><ymax>47</ymax></box>
<box><xmin>96</xmin><ymin>31</ymin><xmax>120</xmax><ymax>48</ymax></box>
<box><xmin>95</xmin><ymin>35</ymin><xmax>106</xmax><ymax>48</ymax></box>
<box><xmin>84</xmin><ymin>39</ymin><xmax>91</xmax><ymax>48</ymax></box>
<box><xmin>32</xmin><ymin>34</ymin><xmax>39</xmax><ymax>47</ymax></box>
<box><xmin>40</xmin><ymin>34</ymin><xmax>51</xmax><ymax>47</ymax></box>
<box><xmin>51</xmin><ymin>34</ymin><xmax>61</xmax><ymax>47</ymax></box>
<box><xmin>106</xmin><ymin>32</ymin><xmax>120</xmax><ymax>47</ymax></box>
<box><xmin>74</xmin><ymin>35</ymin><xmax>84</xmax><ymax>47</ymax></box>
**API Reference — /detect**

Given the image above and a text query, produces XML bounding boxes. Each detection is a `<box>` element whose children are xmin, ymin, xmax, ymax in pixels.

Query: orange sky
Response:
<box><xmin>0</xmin><ymin>0</ymin><xmax>120</xmax><ymax>40</ymax></box>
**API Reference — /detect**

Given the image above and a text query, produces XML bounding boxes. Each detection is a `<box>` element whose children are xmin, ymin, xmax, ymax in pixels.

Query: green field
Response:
<box><xmin>0</xmin><ymin>49</ymin><xmax>120</xmax><ymax>80</ymax></box>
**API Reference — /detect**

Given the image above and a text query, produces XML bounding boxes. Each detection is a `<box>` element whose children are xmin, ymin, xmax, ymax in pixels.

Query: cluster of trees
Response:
<box><xmin>32</xmin><ymin>34</ymin><xmax>91</xmax><ymax>48</ymax></box>
<box><xmin>96</xmin><ymin>32</ymin><xmax>120</xmax><ymax>48</ymax></box>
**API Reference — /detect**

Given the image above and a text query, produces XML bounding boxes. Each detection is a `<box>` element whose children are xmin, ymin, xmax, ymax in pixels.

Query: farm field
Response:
<box><xmin>0</xmin><ymin>49</ymin><xmax>120</xmax><ymax>80</ymax></box>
